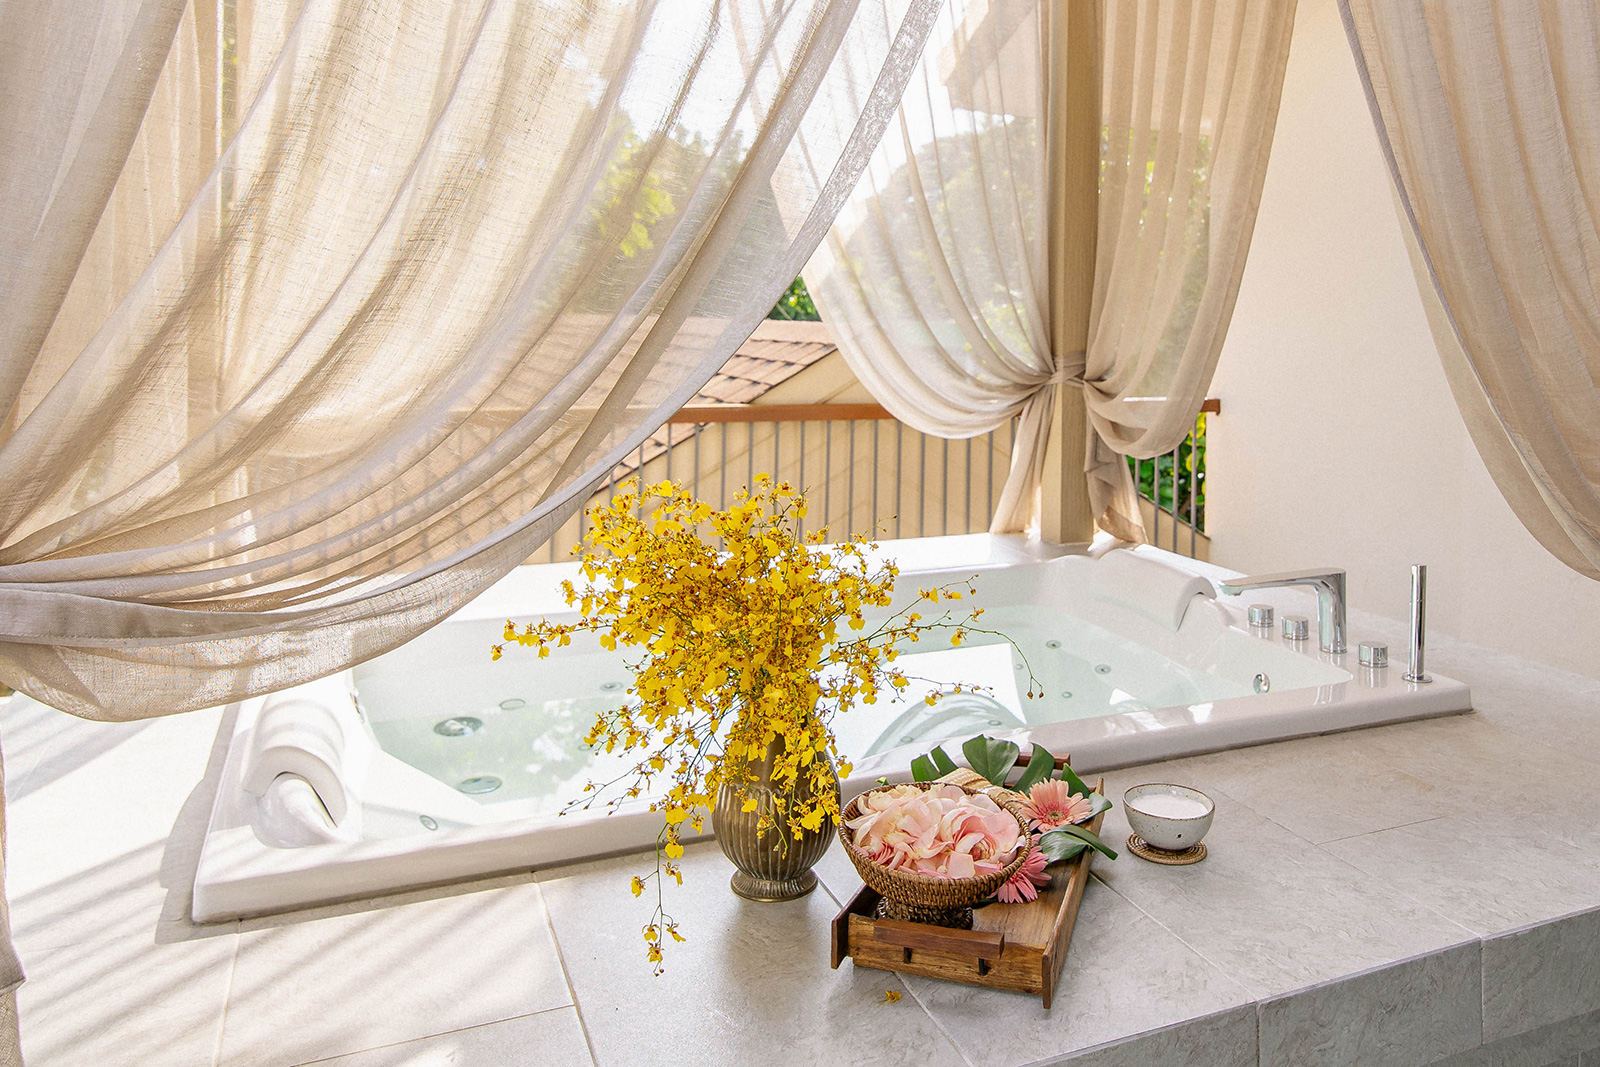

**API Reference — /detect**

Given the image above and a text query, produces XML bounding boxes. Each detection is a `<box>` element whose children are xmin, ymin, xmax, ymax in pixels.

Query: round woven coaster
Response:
<box><xmin>1128</xmin><ymin>834</ymin><xmax>1207</xmax><ymax>866</ymax></box>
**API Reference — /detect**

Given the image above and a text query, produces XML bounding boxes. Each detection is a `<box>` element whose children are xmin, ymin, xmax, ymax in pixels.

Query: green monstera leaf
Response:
<box><xmin>1012</xmin><ymin>743</ymin><xmax>1056</xmax><ymax>794</ymax></box>
<box><xmin>1057</xmin><ymin>761</ymin><xmax>1096</xmax><ymax>799</ymax></box>
<box><xmin>1039</xmin><ymin>823</ymin><xmax>1118</xmax><ymax>861</ymax></box>
<box><xmin>1036</xmin><ymin>834</ymin><xmax>1087</xmax><ymax>863</ymax></box>
<box><xmin>962</xmin><ymin>735</ymin><xmax>1020</xmax><ymax>786</ymax></box>
<box><xmin>910</xmin><ymin>745</ymin><xmax>959</xmax><ymax>783</ymax></box>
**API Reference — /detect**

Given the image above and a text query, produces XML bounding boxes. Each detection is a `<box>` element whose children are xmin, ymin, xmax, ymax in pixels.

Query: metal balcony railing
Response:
<box><xmin>1128</xmin><ymin>398</ymin><xmax>1218</xmax><ymax>558</ymax></box>
<box><xmin>542</xmin><ymin>398</ymin><xmax>1217</xmax><ymax>562</ymax></box>
<box><xmin>543</xmin><ymin>404</ymin><xmax>1018</xmax><ymax>561</ymax></box>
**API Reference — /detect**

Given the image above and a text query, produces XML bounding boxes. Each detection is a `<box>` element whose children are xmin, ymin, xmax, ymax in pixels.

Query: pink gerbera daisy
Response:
<box><xmin>996</xmin><ymin>846</ymin><xmax>1050</xmax><ymax>903</ymax></box>
<box><xmin>1022</xmin><ymin>779</ymin><xmax>1093</xmax><ymax>830</ymax></box>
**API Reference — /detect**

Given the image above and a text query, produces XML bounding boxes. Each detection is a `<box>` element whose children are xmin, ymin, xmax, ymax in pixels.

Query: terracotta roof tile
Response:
<box><xmin>612</xmin><ymin>322</ymin><xmax>836</xmax><ymax>477</ymax></box>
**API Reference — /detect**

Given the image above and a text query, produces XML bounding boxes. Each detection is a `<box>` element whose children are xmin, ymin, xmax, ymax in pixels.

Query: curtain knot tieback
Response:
<box><xmin>1045</xmin><ymin>367</ymin><xmax>1085</xmax><ymax>387</ymax></box>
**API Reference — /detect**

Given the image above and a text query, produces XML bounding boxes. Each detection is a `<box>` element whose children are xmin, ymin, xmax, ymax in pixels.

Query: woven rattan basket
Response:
<box><xmin>838</xmin><ymin>781</ymin><xmax>1032</xmax><ymax>929</ymax></box>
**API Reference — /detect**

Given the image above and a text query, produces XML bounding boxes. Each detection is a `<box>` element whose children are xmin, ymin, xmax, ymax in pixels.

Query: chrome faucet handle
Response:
<box><xmin>1216</xmin><ymin>569</ymin><xmax>1347</xmax><ymax>655</ymax></box>
<box><xmin>1405</xmin><ymin>564</ymin><xmax>1431</xmax><ymax>683</ymax></box>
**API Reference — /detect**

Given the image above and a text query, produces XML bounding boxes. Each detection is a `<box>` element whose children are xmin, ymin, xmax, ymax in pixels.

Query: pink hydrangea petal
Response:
<box><xmin>851</xmin><ymin>786</ymin><xmax>1029</xmax><ymax>879</ymax></box>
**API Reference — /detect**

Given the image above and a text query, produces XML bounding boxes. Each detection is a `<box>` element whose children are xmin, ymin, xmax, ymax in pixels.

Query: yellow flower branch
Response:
<box><xmin>493</xmin><ymin>476</ymin><xmax>1009</xmax><ymax>973</ymax></box>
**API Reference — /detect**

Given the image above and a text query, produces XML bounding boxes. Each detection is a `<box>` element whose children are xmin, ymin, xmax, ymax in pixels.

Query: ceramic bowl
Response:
<box><xmin>1123</xmin><ymin>783</ymin><xmax>1215</xmax><ymax>852</ymax></box>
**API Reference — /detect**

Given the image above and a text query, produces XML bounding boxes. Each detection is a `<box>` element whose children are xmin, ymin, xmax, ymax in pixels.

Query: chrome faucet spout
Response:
<box><xmin>1217</xmin><ymin>569</ymin><xmax>1347</xmax><ymax>654</ymax></box>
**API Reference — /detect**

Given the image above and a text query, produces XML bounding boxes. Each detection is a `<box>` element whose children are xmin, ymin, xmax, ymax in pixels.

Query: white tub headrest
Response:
<box><xmin>1091</xmin><ymin>550</ymin><xmax>1216</xmax><ymax>631</ymax></box>
<box><xmin>253</xmin><ymin>773</ymin><xmax>350</xmax><ymax>847</ymax></box>
<box><xmin>241</xmin><ymin>674</ymin><xmax>368</xmax><ymax>830</ymax></box>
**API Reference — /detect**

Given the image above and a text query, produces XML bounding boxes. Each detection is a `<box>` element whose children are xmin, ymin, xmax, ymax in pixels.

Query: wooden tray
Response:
<box><xmin>829</xmin><ymin>773</ymin><xmax>1106</xmax><ymax>1008</ymax></box>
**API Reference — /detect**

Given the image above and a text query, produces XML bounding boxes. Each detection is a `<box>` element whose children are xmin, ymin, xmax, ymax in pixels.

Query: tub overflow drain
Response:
<box><xmin>433</xmin><ymin>716</ymin><xmax>483</xmax><ymax>737</ymax></box>
<box><xmin>419</xmin><ymin>815</ymin><xmax>439</xmax><ymax>831</ymax></box>
<box><xmin>1253</xmin><ymin>673</ymin><xmax>1271</xmax><ymax>694</ymax></box>
<box><xmin>457</xmin><ymin>775</ymin><xmax>503</xmax><ymax>795</ymax></box>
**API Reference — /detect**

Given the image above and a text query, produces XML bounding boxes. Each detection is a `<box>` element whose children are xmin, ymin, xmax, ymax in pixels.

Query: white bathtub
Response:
<box><xmin>191</xmin><ymin>535</ymin><xmax>1470</xmax><ymax>921</ymax></box>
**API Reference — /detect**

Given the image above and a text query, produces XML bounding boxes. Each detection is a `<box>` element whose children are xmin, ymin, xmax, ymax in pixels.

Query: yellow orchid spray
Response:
<box><xmin>494</xmin><ymin>476</ymin><xmax>1023</xmax><ymax>973</ymax></box>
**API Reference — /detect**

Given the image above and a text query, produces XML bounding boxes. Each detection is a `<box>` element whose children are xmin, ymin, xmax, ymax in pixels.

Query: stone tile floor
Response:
<box><xmin>7</xmin><ymin>602</ymin><xmax>1600</xmax><ymax>1066</ymax></box>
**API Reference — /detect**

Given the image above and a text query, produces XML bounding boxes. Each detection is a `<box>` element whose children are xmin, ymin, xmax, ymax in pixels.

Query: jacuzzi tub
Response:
<box><xmin>191</xmin><ymin>535</ymin><xmax>1471</xmax><ymax>921</ymax></box>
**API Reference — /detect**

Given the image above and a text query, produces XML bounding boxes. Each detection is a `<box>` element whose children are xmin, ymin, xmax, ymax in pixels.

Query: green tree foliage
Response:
<box><xmin>1117</xmin><ymin>131</ymin><xmax>1213</xmax><ymax>533</ymax></box>
<box><xmin>833</xmin><ymin>115</ymin><xmax>1043</xmax><ymax>355</ymax></box>
<box><xmin>767</xmin><ymin>275</ymin><xmax>820</xmax><ymax>320</ymax></box>
<box><xmin>589</xmin><ymin>130</ymin><xmax>679</xmax><ymax>258</ymax></box>
<box><xmin>577</xmin><ymin>119</ymin><xmax>799</xmax><ymax>320</ymax></box>
<box><xmin>1128</xmin><ymin>412</ymin><xmax>1207</xmax><ymax>531</ymax></box>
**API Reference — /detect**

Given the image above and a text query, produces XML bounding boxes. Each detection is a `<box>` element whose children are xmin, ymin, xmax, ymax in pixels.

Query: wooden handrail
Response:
<box><xmin>668</xmin><ymin>398</ymin><xmax>1218</xmax><ymax>424</ymax></box>
<box><xmin>667</xmin><ymin>403</ymin><xmax>893</xmax><ymax>424</ymax></box>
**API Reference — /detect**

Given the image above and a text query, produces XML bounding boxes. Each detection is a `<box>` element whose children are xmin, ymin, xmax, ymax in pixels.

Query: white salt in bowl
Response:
<box><xmin>1123</xmin><ymin>783</ymin><xmax>1215</xmax><ymax>852</ymax></box>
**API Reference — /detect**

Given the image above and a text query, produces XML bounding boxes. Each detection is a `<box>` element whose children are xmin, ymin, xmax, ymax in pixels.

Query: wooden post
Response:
<box><xmin>1038</xmin><ymin>1</ymin><xmax>1099</xmax><ymax>545</ymax></box>
<box><xmin>1040</xmin><ymin>387</ymin><xmax>1094</xmax><ymax>544</ymax></box>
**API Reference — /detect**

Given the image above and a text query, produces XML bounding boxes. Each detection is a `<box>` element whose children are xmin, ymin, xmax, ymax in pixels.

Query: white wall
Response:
<box><xmin>1206</xmin><ymin>0</ymin><xmax>1600</xmax><ymax>680</ymax></box>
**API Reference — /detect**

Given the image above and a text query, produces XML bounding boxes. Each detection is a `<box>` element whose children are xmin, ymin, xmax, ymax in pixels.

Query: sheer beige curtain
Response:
<box><xmin>1341</xmin><ymin>0</ymin><xmax>1600</xmax><ymax>579</ymax></box>
<box><xmin>0</xmin><ymin>0</ymin><xmax>939</xmax><ymax>722</ymax></box>
<box><xmin>806</xmin><ymin>0</ymin><xmax>1295</xmax><ymax>539</ymax></box>
<box><xmin>0</xmin><ymin>0</ymin><xmax>937</xmax><ymax>1038</ymax></box>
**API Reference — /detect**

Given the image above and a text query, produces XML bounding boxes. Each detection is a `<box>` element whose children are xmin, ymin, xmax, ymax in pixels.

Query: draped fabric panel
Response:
<box><xmin>0</xmin><ymin>0</ymin><xmax>192</xmax><ymax>418</ymax></box>
<box><xmin>1084</xmin><ymin>0</ymin><xmax>1296</xmax><ymax>539</ymax></box>
<box><xmin>0</xmin><ymin>0</ymin><xmax>938</xmax><ymax>1031</ymax></box>
<box><xmin>806</xmin><ymin>0</ymin><xmax>1295</xmax><ymax>540</ymax></box>
<box><xmin>1340</xmin><ymin>0</ymin><xmax>1600</xmax><ymax>579</ymax></box>
<box><xmin>0</xmin><ymin>0</ymin><xmax>941</xmax><ymax>721</ymax></box>
<box><xmin>806</xmin><ymin>0</ymin><xmax>1057</xmax><ymax>533</ymax></box>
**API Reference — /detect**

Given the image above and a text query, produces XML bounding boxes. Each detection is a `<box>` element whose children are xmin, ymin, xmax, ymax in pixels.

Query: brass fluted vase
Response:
<box><xmin>712</xmin><ymin>734</ymin><xmax>839</xmax><ymax>902</ymax></box>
